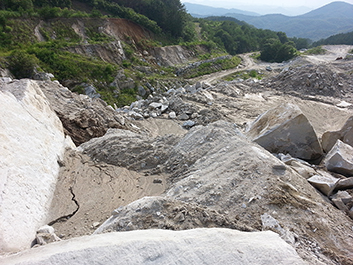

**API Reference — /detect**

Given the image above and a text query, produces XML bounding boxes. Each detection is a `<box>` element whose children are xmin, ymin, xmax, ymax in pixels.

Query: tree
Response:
<box><xmin>260</xmin><ymin>38</ymin><xmax>297</xmax><ymax>62</ymax></box>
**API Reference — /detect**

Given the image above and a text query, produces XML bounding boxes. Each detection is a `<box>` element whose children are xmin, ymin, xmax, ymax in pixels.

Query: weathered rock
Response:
<box><xmin>182</xmin><ymin>120</ymin><xmax>196</xmax><ymax>129</ymax></box>
<box><xmin>128</xmin><ymin>110</ymin><xmax>144</xmax><ymax>120</ymax></box>
<box><xmin>288</xmin><ymin>161</ymin><xmax>317</xmax><ymax>179</ymax></box>
<box><xmin>110</xmin><ymin>70</ymin><xmax>135</xmax><ymax>90</ymax></box>
<box><xmin>35</xmin><ymin>225</ymin><xmax>61</xmax><ymax>246</ymax></box>
<box><xmin>95</xmin><ymin>196</ymin><xmax>248</xmax><ymax>234</ymax></box>
<box><xmin>178</xmin><ymin>113</ymin><xmax>189</xmax><ymax>120</ymax></box>
<box><xmin>0</xmin><ymin>79</ymin><xmax>73</xmax><ymax>254</ymax></box>
<box><xmin>261</xmin><ymin>213</ymin><xmax>295</xmax><ymax>244</ymax></box>
<box><xmin>168</xmin><ymin>111</ymin><xmax>177</xmax><ymax>119</ymax></box>
<box><xmin>37</xmin><ymin>80</ymin><xmax>126</xmax><ymax>146</ymax></box>
<box><xmin>78</xmin><ymin>128</ymin><xmax>180</xmax><ymax>171</ymax></box>
<box><xmin>149</xmin><ymin>102</ymin><xmax>162</xmax><ymax>109</ymax></box>
<box><xmin>331</xmin><ymin>191</ymin><xmax>353</xmax><ymax>205</ymax></box>
<box><xmin>162</xmin><ymin>121</ymin><xmax>353</xmax><ymax>264</ymax></box>
<box><xmin>1</xmin><ymin>229</ymin><xmax>308</xmax><ymax>265</ymax></box>
<box><xmin>246</xmin><ymin>103</ymin><xmax>323</xmax><ymax>161</ymax></box>
<box><xmin>83</xmin><ymin>84</ymin><xmax>100</xmax><ymax>99</ymax></box>
<box><xmin>336</xmin><ymin>177</ymin><xmax>353</xmax><ymax>190</ymax></box>
<box><xmin>307</xmin><ymin>173</ymin><xmax>339</xmax><ymax>196</ymax></box>
<box><xmin>137</xmin><ymin>85</ymin><xmax>147</xmax><ymax>97</ymax></box>
<box><xmin>324</xmin><ymin>140</ymin><xmax>353</xmax><ymax>176</ymax></box>
<box><xmin>322</xmin><ymin>116</ymin><xmax>353</xmax><ymax>152</ymax></box>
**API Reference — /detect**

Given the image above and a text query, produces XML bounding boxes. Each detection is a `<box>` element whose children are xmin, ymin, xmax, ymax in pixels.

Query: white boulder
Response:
<box><xmin>0</xmin><ymin>228</ymin><xmax>307</xmax><ymax>265</ymax></box>
<box><xmin>0</xmin><ymin>80</ymin><xmax>71</xmax><ymax>253</ymax></box>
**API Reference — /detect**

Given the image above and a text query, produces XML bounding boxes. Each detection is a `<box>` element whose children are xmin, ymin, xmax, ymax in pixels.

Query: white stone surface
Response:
<box><xmin>0</xmin><ymin>80</ymin><xmax>70</xmax><ymax>253</ymax></box>
<box><xmin>0</xmin><ymin>228</ymin><xmax>308</xmax><ymax>265</ymax></box>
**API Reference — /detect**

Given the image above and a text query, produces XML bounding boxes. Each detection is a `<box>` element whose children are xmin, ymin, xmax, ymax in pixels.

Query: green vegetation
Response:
<box><xmin>312</xmin><ymin>31</ymin><xmax>353</xmax><ymax>47</ymax></box>
<box><xmin>8</xmin><ymin>50</ymin><xmax>38</xmax><ymax>79</ymax></box>
<box><xmin>197</xmin><ymin>18</ymin><xmax>297</xmax><ymax>62</ymax></box>
<box><xmin>182</xmin><ymin>56</ymin><xmax>241</xmax><ymax>79</ymax></box>
<box><xmin>0</xmin><ymin>0</ymin><xmax>302</xmax><ymax>107</ymax></box>
<box><xmin>223</xmin><ymin>69</ymin><xmax>263</xmax><ymax>82</ymax></box>
<box><xmin>304</xmin><ymin>46</ymin><xmax>326</xmax><ymax>55</ymax></box>
<box><xmin>260</xmin><ymin>38</ymin><xmax>297</xmax><ymax>63</ymax></box>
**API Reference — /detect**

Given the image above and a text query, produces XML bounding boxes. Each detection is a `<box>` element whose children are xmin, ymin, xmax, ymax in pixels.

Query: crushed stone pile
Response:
<box><xmin>2</xmin><ymin>46</ymin><xmax>353</xmax><ymax>265</ymax></box>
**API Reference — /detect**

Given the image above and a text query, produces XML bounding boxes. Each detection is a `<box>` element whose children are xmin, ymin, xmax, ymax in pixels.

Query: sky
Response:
<box><xmin>180</xmin><ymin>0</ymin><xmax>353</xmax><ymax>9</ymax></box>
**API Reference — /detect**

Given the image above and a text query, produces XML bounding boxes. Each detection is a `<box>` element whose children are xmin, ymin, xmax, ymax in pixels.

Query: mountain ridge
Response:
<box><xmin>185</xmin><ymin>1</ymin><xmax>353</xmax><ymax>40</ymax></box>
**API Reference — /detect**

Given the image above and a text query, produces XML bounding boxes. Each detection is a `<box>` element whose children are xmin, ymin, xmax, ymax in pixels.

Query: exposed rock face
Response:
<box><xmin>94</xmin><ymin>196</ymin><xmax>251</xmax><ymax>234</ymax></box>
<box><xmin>78</xmin><ymin>128</ymin><xmax>180</xmax><ymax>171</ymax></box>
<box><xmin>0</xmin><ymin>228</ymin><xmax>308</xmax><ymax>265</ymax></box>
<box><xmin>245</xmin><ymin>103</ymin><xmax>323</xmax><ymax>161</ymax></box>
<box><xmin>37</xmin><ymin>81</ymin><xmax>126</xmax><ymax>146</ymax></box>
<box><xmin>151</xmin><ymin>45</ymin><xmax>204</xmax><ymax>67</ymax></box>
<box><xmin>322</xmin><ymin>116</ymin><xmax>353</xmax><ymax>152</ymax></box>
<box><xmin>324</xmin><ymin>140</ymin><xmax>353</xmax><ymax>176</ymax></box>
<box><xmin>0</xmin><ymin>79</ymin><xmax>73</xmax><ymax>254</ymax></box>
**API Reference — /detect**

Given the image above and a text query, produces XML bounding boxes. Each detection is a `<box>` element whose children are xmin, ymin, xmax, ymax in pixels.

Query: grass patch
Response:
<box><xmin>223</xmin><ymin>69</ymin><xmax>263</xmax><ymax>82</ymax></box>
<box><xmin>182</xmin><ymin>56</ymin><xmax>241</xmax><ymax>79</ymax></box>
<box><xmin>304</xmin><ymin>46</ymin><xmax>326</xmax><ymax>55</ymax></box>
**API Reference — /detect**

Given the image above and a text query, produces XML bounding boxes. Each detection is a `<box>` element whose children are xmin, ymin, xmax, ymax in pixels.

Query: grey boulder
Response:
<box><xmin>324</xmin><ymin>140</ymin><xmax>353</xmax><ymax>176</ymax></box>
<box><xmin>246</xmin><ymin>103</ymin><xmax>323</xmax><ymax>161</ymax></box>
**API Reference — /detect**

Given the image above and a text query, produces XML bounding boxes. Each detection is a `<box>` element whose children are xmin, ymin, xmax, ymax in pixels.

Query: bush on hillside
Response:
<box><xmin>8</xmin><ymin>50</ymin><xmax>38</xmax><ymax>78</ymax></box>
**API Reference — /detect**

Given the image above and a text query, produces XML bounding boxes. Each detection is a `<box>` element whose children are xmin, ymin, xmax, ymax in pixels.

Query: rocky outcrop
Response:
<box><xmin>0</xmin><ymin>79</ymin><xmax>74</xmax><ymax>254</ymax></box>
<box><xmin>324</xmin><ymin>140</ymin><xmax>353</xmax><ymax>176</ymax></box>
<box><xmin>78</xmin><ymin>128</ymin><xmax>180</xmax><ymax>172</ymax></box>
<box><xmin>94</xmin><ymin>196</ymin><xmax>251</xmax><ymax>234</ymax></box>
<box><xmin>246</xmin><ymin>103</ymin><xmax>323</xmax><ymax>162</ymax></box>
<box><xmin>0</xmin><ymin>228</ymin><xmax>308</xmax><ymax>265</ymax></box>
<box><xmin>150</xmin><ymin>45</ymin><xmax>205</xmax><ymax>67</ymax></box>
<box><xmin>322</xmin><ymin>116</ymin><xmax>353</xmax><ymax>152</ymax></box>
<box><xmin>73</xmin><ymin>120</ymin><xmax>353</xmax><ymax>264</ymax></box>
<box><xmin>37</xmin><ymin>81</ymin><xmax>126</xmax><ymax>146</ymax></box>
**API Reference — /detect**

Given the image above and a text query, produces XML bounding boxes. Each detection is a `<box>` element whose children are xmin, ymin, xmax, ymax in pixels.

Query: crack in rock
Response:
<box><xmin>48</xmin><ymin>187</ymin><xmax>80</xmax><ymax>226</ymax></box>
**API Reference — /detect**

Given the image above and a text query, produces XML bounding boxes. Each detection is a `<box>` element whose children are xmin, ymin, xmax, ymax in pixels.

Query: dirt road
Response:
<box><xmin>190</xmin><ymin>45</ymin><xmax>353</xmax><ymax>85</ymax></box>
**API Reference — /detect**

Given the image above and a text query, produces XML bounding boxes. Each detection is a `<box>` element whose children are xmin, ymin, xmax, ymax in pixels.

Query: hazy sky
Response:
<box><xmin>180</xmin><ymin>0</ymin><xmax>353</xmax><ymax>9</ymax></box>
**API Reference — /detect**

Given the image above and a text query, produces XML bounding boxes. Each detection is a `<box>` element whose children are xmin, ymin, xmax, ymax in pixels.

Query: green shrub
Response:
<box><xmin>304</xmin><ymin>46</ymin><xmax>326</xmax><ymax>55</ymax></box>
<box><xmin>8</xmin><ymin>50</ymin><xmax>38</xmax><ymax>78</ymax></box>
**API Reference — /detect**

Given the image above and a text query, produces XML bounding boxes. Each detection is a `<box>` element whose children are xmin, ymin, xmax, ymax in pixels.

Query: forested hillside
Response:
<box><xmin>0</xmin><ymin>0</ymin><xmax>299</xmax><ymax>107</ymax></box>
<box><xmin>313</xmin><ymin>31</ymin><xmax>353</xmax><ymax>46</ymax></box>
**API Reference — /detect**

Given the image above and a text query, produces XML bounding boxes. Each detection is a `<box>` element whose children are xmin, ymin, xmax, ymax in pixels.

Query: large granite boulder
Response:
<box><xmin>0</xmin><ymin>79</ymin><xmax>73</xmax><ymax>254</ymax></box>
<box><xmin>324</xmin><ymin>140</ymin><xmax>353</xmax><ymax>176</ymax></box>
<box><xmin>246</xmin><ymin>103</ymin><xmax>323</xmax><ymax>161</ymax></box>
<box><xmin>0</xmin><ymin>228</ymin><xmax>308</xmax><ymax>265</ymax></box>
<box><xmin>322</xmin><ymin>116</ymin><xmax>353</xmax><ymax>152</ymax></box>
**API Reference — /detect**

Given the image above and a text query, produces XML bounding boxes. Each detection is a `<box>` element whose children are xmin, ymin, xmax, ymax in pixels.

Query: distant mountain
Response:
<box><xmin>187</xmin><ymin>1</ymin><xmax>353</xmax><ymax>41</ymax></box>
<box><xmin>183</xmin><ymin>3</ymin><xmax>259</xmax><ymax>18</ymax></box>
<box><xmin>183</xmin><ymin>2</ymin><xmax>311</xmax><ymax>16</ymax></box>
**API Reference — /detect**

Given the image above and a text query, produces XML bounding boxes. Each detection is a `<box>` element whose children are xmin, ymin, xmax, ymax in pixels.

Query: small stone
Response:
<box><xmin>307</xmin><ymin>173</ymin><xmax>339</xmax><ymax>196</ymax></box>
<box><xmin>169</xmin><ymin>111</ymin><xmax>177</xmax><ymax>119</ymax></box>
<box><xmin>153</xmin><ymin>179</ymin><xmax>163</xmax><ymax>184</ymax></box>
<box><xmin>183</xmin><ymin>120</ymin><xmax>196</xmax><ymax>129</ymax></box>
<box><xmin>178</xmin><ymin>113</ymin><xmax>189</xmax><ymax>120</ymax></box>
